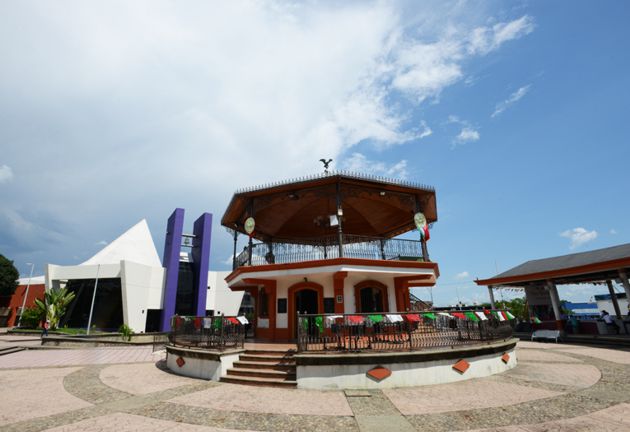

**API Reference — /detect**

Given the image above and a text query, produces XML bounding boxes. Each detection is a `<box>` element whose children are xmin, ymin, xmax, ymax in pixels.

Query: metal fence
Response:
<box><xmin>168</xmin><ymin>315</ymin><xmax>246</xmax><ymax>350</ymax></box>
<box><xmin>235</xmin><ymin>234</ymin><xmax>424</xmax><ymax>268</ymax></box>
<box><xmin>296</xmin><ymin>311</ymin><xmax>514</xmax><ymax>352</ymax></box>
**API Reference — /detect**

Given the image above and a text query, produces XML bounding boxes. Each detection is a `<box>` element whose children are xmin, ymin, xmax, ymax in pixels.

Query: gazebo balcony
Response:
<box><xmin>234</xmin><ymin>234</ymin><xmax>425</xmax><ymax>268</ymax></box>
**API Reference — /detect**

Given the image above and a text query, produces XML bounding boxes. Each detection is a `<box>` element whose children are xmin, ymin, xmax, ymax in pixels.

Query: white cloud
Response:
<box><xmin>560</xmin><ymin>227</ymin><xmax>598</xmax><ymax>249</ymax></box>
<box><xmin>0</xmin><ymin>165</ymin><xmax>13</xmax><ymax>183</ymax></box>
<box><xmin>455</xmin><ymin>127</ymin><xmax>480</xmax><ymax>144</ymax></box>
<box><xmin>0</xmin><ymin>2</ymin><xmax>535</xmax><ymax>268</ymax></box>
<box><xmin>491</xmin><ymin>85</ymin><xmax>531</xmax><ymax>117</ymax></box>
<box><xmin>610</xmin><ymin>229</ymin><xmax>618</xmax><ymax>235</ymax></box>
<box><xmin>341</xmin><ymin>153</ymin><xmax>409</xmax><ymax>179</ymax></box>
<box><xmin>418</xmin><ymin>120</ymin><xmax>433</xmax><ymax>139</ymax></box>
<box><xmin>447</xmin><ymin>115</ymin><xmax>480</xmax><ymax>146</ymax></box>
<box><xmin>468</xmin><ymin>15</ymin><xmax>535</xmax><ymax>55</ymax></box>
<box><xmin>95</xmin><ymin>240</ymin><xmax>108</xmax><ymax>246</ymax></box>
<box><xmin>454</xmin><ymin>271</ymin><xmax>469</xmax><ymax>280</ymax></box>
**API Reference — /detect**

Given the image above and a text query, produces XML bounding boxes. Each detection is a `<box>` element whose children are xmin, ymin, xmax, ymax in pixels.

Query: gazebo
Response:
<box><xmin>221</xmin><ymin>171</ymin><xmax>440</xmax><ymax>340</ymax></box>
<box><xmin>476</xmin><ymin>243</ymin><xmax>630</xmax><ymax>333</ymax></box>
<box><xmin>165</xmin><ymin>171</ymin><xmax>518</xmax><ymax>389</ymax></box>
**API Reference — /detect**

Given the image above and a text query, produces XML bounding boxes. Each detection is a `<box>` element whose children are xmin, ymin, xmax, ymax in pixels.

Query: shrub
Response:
<box><xmin>118</xmin><ymin>324</ymin><xmax>133</xmax><ymax>341</ymax></box>
<box><xmin>18</xmin><ymin>306</ymin><xmax>44</xmax><ymax>328</ymax></box>
<box><xmin>34</xmin><ymin>287</ymin><xmax>76</xmax><ymax>330</ymax></box>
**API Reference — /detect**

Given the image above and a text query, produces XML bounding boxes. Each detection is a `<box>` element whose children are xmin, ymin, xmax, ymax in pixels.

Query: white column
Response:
<box><xmin>487</xmin><ymin>286</ymin><xmax>496</xmax><ymax>309</ymax></box>
<box><xmin>618</xmin><ymin>270</ymin><xmax>630</xmax><ymax>316</ymax></box>
<box><xmin>546</xmin><ymin>280</ymin><xmax>564</xmax><ymax>333</ymax></box>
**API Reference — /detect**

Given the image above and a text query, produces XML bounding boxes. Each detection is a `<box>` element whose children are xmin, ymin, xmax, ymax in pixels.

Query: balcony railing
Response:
<box><xmin>168</xmin><ymin>315</ymin><xmax>246</xmax><ymax>350</ymax></box>
<box><xmin>235</xmin><ymin>234</ymin><xmax>425</xmax><ymax>268</ymax></box>
<box><xmin>296</xmin><ymin>311</ymin><xmax>514</xmax><ymax>352</ymax></box>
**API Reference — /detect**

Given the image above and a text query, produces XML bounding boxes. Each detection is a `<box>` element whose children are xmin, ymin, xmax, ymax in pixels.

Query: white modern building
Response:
<box><xmin>45</xmin><ymin>219</ymin><xmax>243</xmax><ymax>332</ymax></box>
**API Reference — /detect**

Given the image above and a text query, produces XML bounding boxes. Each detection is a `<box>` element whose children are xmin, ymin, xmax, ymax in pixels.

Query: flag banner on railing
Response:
<box><xmin>404</xmin><ymin>314</ymin><xmax>422</xmax><ymax>322</ymax></box>
<box><xmin>236</xmin><ymin>316</ymin><xmax>249</xmax><ymax>325</ymax></box>
<box><xmin>505</xmin><ymin>311</ymin><xmax>515</xmax><ymax>320</ymax></box>
<box><xmin>475</xmin><ymin>311</ymin><xmax>488</xmax><ymax>321</ymax></box>
<box><xmin>464</xmin><ymin>311</ymin><xmax>479</xmax><ymax>322</ymax></box>
<box><xmin>203</xmin><ymin>318</ymin><xmax>212</xmax><ymax>329</ymax></box>
<box><xmin>368</xmin><ymin>314</ymin><xmax>384</xmax><ymax>323</ymax></box>
<box><xmin>532</xmin><ymin>316</ymin><xmax>542</xmax><ymax>324</ymax></box>
<box><xmin>227</xmin><ymin>317</ymin><xmax>240</xmax><ymax>325</ymax></box>
<box><xmin>422</xmin><ymin>312</ymin><xmax>437</xmax><ymax>320</ymax></box>
<box><xmin>438</xmin><ymin>312</ymin><xmax>451</xmax><ymax>317</ymax></box>
<box><xmin>314</xmin><ymin>316</ymin><xmax>324</xmax><ymax>334</ymax></box>
<box><xmin>451</xmin><ymin>312</ymin><xmax>466</xmax><ymax>319</ymax></box>
<box><xmin>325</xmin><ymin>315</ymin><xmax>343</xmax><ymax>327</ymax></box>
<box><xmin>347</xmin><ymin>315</ymin><xmax>364</xmax><ymax>324</ymax></box>
<box><xmin>386</xmin><ymin>314</ymin><xmax>403</xmax><ymax>323</ymax></box>
<box><xmin>193</xmin><ymin>317</ymin><xmax>202</xmax><ymax>330</ymax></box>
<box><xmin>493</xmin><ymin>311</ymin><xmax>506</xmax><ymax>321</ymax></box>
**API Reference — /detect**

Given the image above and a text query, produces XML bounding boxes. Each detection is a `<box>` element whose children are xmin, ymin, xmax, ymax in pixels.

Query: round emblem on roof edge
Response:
<box><xmin>244</xmin><ymin>217</ymin><xmax>255</xmax><ymax>235</ymax></box>
<box><xmin>414</xmin><ymin>212</ymin><xmax>426</xmax><ymax>229</ymax></box>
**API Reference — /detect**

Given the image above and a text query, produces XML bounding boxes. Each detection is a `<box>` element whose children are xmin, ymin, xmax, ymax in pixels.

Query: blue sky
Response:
<box><xmin>1</xmin><ymin>1</ymin><xmax>629</xmax><ymax>306</ymax></box>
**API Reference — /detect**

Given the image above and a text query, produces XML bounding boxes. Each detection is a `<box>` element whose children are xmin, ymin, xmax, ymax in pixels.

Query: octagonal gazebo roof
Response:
<box><xmin>221</xmin><ymin>171</ymin><xmax>437</xmax><ymax>243</ymax></box>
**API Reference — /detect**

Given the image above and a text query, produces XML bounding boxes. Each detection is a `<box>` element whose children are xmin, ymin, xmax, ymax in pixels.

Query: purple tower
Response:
<box><xmin>160</xmin><ymin>208</ymin><xmax>185</xmax><ymax>332</ymax></box>
<box><xmin>192</xmin><ymin>213</ymin><xmax>212</xmax><ymax>317</ymax></box>
<box><xmin>160</xmin><ymin>209</ymin><xmax>214</xmax><ymax>332</ymax></box>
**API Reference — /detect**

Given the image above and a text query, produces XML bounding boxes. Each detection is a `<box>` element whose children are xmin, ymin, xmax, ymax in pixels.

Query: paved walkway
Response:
<box><xmin>0</xmin><ymin>341</ymin><xmax>629</xmax><ymax>431</ymax></box>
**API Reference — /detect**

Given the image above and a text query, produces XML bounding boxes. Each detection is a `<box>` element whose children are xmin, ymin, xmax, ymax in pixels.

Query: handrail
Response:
<box><xmin>168</xmin><ymin>315</ymin><xmax>247</xmax><ymax>351</ymax></box>
<box><xmin>296</xmin><ymin>310</ymin><xmax>514</xmax><ymax>352</ymax></box>
<box><xmin>235</xmin><ymin>234</ymin><xmax>425</xmax><ymax>268</ymax></box>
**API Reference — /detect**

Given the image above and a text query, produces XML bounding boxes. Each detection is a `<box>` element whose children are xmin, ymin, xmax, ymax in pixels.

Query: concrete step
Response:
<box><xmin>239</xmin><ymin>354</ymin><xmax>296</xmax><ymax>363</ymax></box>
<box><xmin>0</xmin><ymin>346</ymin><xmax>25</xmax><ymax>356</ymax></box>
<box><xmin>244</xmin><ymin>349</ymin><xmax>296</xmax><ymax>356</ymax></box>
<box><xmin>226</xmin><ymin>367</ymin><xmax>296</xmax><ymax>380</ymax></box>
<box><xmin>232</xmin><ymin>360</ymin><xmax>296</xmax><ymax>371</ymax></box>
<box><xmin>220</xmin><ymin>375</ymin><xmax>297</xmax><ymax>388</ymax></box>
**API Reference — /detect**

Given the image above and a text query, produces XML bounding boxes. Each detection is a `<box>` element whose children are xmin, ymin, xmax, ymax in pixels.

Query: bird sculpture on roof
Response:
<box><xmin>319</xmin><ymin>158</ymin><xmax>333</xmax><ymax>173</ymax></box>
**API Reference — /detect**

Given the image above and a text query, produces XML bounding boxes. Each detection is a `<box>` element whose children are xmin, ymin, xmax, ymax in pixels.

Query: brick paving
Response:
<box><xmin>0</xmin><ymin>342</ymin><xmax>629</xmax><ymax>431</ymax></box>
<box><xmin>0</xmin><ymin>346</ymin><xmax>162</xmax><ymax>369</ymax></box>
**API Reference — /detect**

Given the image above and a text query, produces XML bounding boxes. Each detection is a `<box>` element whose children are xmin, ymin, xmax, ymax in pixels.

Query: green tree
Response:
<box><xmin>0</xmin><ymin>254</ymin><xmax>19</xmax><ymax>297</ymax></box>
<box><xmin>34</xmin><ymin>288</ymin><xmax>76</xmax><ymax>330</ymax></box>
<box><xmin>495</xmin><ymin>297</ymin><xmax>528</xmax><ymax>320</ymax></box>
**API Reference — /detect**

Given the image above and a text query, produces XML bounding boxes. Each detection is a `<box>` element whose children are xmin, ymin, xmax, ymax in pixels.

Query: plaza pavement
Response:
<box><xmin>0</xmin><ymin>341</ymin><xmax>629</xmax><ymax>431</ymax></box>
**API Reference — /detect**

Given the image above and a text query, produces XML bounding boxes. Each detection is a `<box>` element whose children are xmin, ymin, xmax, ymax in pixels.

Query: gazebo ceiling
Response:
<box><xmin>221</xmin><ymin>172</ymin><xmax>437</xmax><ymax>242</ymax></box>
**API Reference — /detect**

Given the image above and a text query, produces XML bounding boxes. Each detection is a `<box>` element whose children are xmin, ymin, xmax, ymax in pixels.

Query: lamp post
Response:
<box><xmin>86</xmin><ymin>264</ymin><xmax>101</xmax><ymax>335</ymax></box>
<box><xmin>17</xmin><ymin>263</ymin><xmax>35</xmax><ymax>328</ymax></box>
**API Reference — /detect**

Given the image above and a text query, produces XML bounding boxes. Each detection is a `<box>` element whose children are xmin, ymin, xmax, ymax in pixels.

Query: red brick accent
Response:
<box><xmin>501</xmin><ymin>353</ymin><xmax>510</xmax><ymax>364</ymax></box>
<box><xmin>452</xmin><ymin>359</ymin><xmax>470</xmax><ymax>374</ymax></box>
<box><xmin>366</xmin><ymin>366</ymin><xmax>392</xmax><ymax>382</ymax></box>
<box><xmin>176</xmin><ymin>356</ymin><xmax>185</xmax><ymax>367</ymax></box>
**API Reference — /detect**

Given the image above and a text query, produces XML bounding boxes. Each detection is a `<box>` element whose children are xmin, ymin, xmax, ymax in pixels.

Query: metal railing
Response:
<box><xmin>296</xmin><ymin>311</ymin><xmax>514</xmax><ymax>352</ymax></box>
<box><xmin>168</xmin><ymin>315</ymin><xmax>246</xmax><ymax>350</ymax></box>
<box><xmin>235</xmin><ymin>234</ymin><xmax>424</xmax><ymax>268</ymax></box>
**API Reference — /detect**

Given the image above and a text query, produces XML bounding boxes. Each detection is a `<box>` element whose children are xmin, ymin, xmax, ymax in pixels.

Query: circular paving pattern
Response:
<box><xmin>0</xmin><ymin>341</ymin><xmax>629</xmax><ymax>431</ymax></box>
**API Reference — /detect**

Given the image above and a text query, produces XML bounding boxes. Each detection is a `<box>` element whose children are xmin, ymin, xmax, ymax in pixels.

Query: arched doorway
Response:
<box><xmin>295</xmin><ymin>289</ymin><xmax>318</xmax><ymax>315</ymax></box>
<box><xmin>354</xmin><ymin>281</ymin><xmax>389</xmax><ymax>313</ymax></box>
<box><xmin>288</xmin><ymin>282</ymin><xmax>324</xmax><ymax>339</ymax></box>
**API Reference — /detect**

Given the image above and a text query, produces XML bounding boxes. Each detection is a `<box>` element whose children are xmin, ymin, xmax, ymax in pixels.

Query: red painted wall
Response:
<box><xmin>0</xmin><ymin>284</ymin><xmax>45</xmax><ymax>327</ymax></box>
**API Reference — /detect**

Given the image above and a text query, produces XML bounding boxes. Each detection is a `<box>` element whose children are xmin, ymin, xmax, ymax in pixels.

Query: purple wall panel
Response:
<box><xmin>160</xmin><ymin>208</ymin><xmax>185</xmax><ymax>332</ymax></box>
<box><xmin>192</xmin><ymin>213</ymin><xmax>212</xmax><ymax>317</ymax></box>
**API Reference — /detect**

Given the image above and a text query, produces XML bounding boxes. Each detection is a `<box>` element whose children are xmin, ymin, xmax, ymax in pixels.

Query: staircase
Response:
<box><xmin>221</xmin><ymin>349</ymin><xmax>297</xmax><ymax>388</ymax></box>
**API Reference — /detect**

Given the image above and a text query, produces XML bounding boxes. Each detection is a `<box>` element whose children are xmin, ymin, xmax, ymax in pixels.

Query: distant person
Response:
<box><xmin>42</xmin><ymin>320</ymin><xmax>50</xmax><ymax>337</ymax></box>
<box><xmin>601</xmin><ymin>310</ymin><xmax>619</xmax><ymax>334</ymax></box>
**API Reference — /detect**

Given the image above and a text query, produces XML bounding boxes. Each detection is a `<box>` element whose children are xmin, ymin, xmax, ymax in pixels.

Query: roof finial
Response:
<box><xmin>319</xmin><ymin>158</ymin><xmax>333</xmax><ymax>173</ymax></box>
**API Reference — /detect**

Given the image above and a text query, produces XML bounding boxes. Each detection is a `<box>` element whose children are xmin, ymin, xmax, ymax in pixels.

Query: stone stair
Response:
<box><xmin>221</xmin><ymin>349</ymin><xmax>297</xmax><ymax>387</ymax></box>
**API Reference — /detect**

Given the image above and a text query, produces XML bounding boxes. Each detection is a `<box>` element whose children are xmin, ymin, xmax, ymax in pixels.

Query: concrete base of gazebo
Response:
<box><xmin>295</xmin><ymin>338</ymin><xmax>517</xmax><ymax>389</ymax></box>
